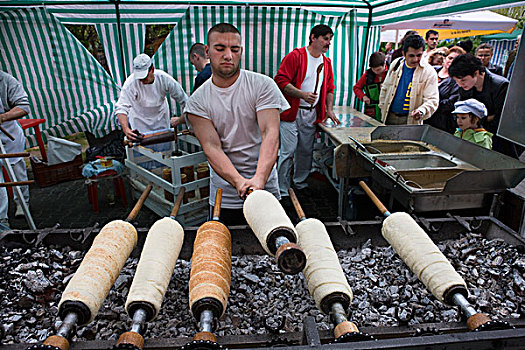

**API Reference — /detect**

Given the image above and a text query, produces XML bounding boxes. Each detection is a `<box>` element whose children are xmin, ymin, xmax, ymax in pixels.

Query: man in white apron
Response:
<box><xmin>0</xmin><ymin>71</ymin><xmax>30</xmax><ymax>230</ymax></box>
<box><xmin>115</xmin><ymin>54</ymin><xmax>188</xmax><ymax>142</ymax></box>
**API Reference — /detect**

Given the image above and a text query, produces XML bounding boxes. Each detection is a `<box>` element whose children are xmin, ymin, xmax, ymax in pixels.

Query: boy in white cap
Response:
<box><xmin>452</xmin><ymin>98</ymin><xmax>492</xmax><ymax>149</ymax></box>
<box><xmin>115</xmin><ymin>54</ymin><xmax>188</xmax><ymax>142</ymax></box>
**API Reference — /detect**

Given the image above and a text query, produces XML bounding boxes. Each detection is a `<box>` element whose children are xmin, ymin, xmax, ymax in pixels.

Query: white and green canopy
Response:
<box><xmin>0</xmin><ymin>0</ymin><xmax>522</xmax><ymax>146</ymax></box>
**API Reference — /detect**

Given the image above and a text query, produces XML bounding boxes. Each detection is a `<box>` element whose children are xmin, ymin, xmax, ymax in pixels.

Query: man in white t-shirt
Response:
<box><xmin>115</xmin><ymin>54</ymin><xmax>188</xmax><ymax>142</ymax></box>
<box><xmin>274</xmin><ymin>24</ymin><xmax>340</xmax><ymax>204</ymax></box>
<box><xmin>422</xmin><ymin>30</ymin><xmax>439</xmax><ymax>63</ymax></box>
<box><xmin>184</xmin><ymin>23</ymin><xmax>289</xmax><ymax>225</ymax></box>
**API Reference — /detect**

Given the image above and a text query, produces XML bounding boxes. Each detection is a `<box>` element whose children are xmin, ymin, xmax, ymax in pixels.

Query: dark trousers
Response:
<box><xmin>209</xmin><ymin>205</ymin><xmax>247</xmax><ymax>226</ymax></box>
<box><xmin>385</xmin><ymin>111</ymin><xmax>408</xmax><ymax>125</ymax></box>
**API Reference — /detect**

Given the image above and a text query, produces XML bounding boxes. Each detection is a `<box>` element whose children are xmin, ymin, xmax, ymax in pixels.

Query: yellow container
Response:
<box><xmin>100</xmin><ymin>158</ymin><xmax>113</xmax><ymax>167</ymax></box>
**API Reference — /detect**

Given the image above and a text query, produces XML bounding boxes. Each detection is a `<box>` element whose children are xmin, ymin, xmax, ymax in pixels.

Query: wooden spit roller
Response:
<box><xmin>243</xmin><ymin>190</ymin><xmax>306</xmax><ymax>274</ymax></box>
<box><xmin>183</xmin><ymin>189</ymin><xmax>231</xmax><ymax>349</ymax></box>
<box><xmin>359</xmin><ymin>181</ymin><xmax>511</xmax><ymax>332</ymax></box>
<box><xmin>27</xmin><ymin>184</ymin><xmax>153</xmax><ymax>350</ymax></box>
<box><xmin>123</xmin><ymin>129</ymin><xmax>191</xmax><ymax>148</ymax></box>
<box><xmin>114</xmin><ymin>188</ymin><xmax>186</xmax><ymax>350</ymax></box>
<box><xmin>289</xmin><ymin>189</ymin><xmax>373</xmax><ymax>343</ymax></box>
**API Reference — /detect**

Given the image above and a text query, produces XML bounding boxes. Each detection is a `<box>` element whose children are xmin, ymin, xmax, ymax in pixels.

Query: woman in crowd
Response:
<box><xmin>427</xmin><ymin>47</ymin><xmax>448</xmax><ymax>67</ymax></box>
<box><xmin>424</xmin><ymin>46</ymin><xmax>466</xmax><ymax>133</ymax></box>
<box><xmin>449</xmin><ymin>53</ymin><xmax>521</xmax><ymax>158</ymax></box>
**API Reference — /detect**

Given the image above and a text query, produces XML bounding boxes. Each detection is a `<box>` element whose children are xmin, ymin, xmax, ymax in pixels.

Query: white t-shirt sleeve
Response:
<box><xmin>165</xmin><ymin>75</ymin><xmax>188</xmax><ymax>111</ymax></box>
<box><xmin>255</xmin><ymin>75</ymin><xmax>290</xmax><ymax>114</ymax></box>
<box><xmin>183</xmin><ymin>87</ymin><xmax>211</xmax><ymax>120</ymax></box>
<box><xmin>115</xmin><ymin>79</ymin><xmax>135</xmax><ymax>116</ymax></box>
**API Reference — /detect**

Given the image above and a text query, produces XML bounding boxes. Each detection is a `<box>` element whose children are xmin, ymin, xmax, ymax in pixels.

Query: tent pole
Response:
<box><xmin>113</xmin><ymin>0</ymin><xmax>127</xmax><ymax>82</ymax></box>
<box><xmin>360</xmin><ymin>0</ymin><xmax>374</xmax><ymax>77</ymax></box>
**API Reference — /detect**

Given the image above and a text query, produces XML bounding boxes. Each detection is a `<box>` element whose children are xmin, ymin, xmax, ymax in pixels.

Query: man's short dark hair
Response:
<box><xmin>400</xmin><ymin>30</ymin><xmax>418</xmax><ymax>45</ymax></box>
<box><xmin>425</xmin><ymin>29</ymin><xmax>439</xmax><ymax>40</ymax></box>
<box><xmin>369</xmin><ymin>51</ymin><xmax>385</xmax><ymax>68</ymax></box>
<box><xmin>189</xmin><ymin>43</ymin><xmax>206</xmax><ymax>58</ymax></box>
<box><xmin>402</xmin><ymin>35</ymin><xmax>425</xmax><ymax>53</ymax></box>
<box><xmin>476</xmin><ymin>43</ymin><xmax>494</xmax><ymax>54</ymax></box>
<box><xmin>448</xmin><ymin>53</ymin><xmax>484</xmax><ymax>78</ymax></box>
<box><xmin>207</xmin><ymin>23</ymin><xmax>241</xmax><ymax>46</ymax></box>
<box><xmin>309</xmin><ymin>24</ymin><xmax>334</xmax><ymax>44</ymax></box>
<box><xmin>457</xmin><ymin>40</ymin><xmax>473</xmax><ymax>53</ymax></box>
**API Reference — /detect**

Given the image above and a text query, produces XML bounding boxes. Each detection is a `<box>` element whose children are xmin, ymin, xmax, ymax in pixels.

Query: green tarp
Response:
<box><xmin>0</xmin><ymin>7</ymin><xmax>119</xmax><ymax>146</ymax></box>
<box><xmin>0</xmin><ymin>0</ymin><xmax>523</xmax><ymax>145</ymax></box>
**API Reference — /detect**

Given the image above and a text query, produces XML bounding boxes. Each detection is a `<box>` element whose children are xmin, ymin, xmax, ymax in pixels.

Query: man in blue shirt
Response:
<box><xmin>189</xmin><ymin>43</ymin><xmax>212</xmax><ymax>93</ymax></box>
<box><xmin>171</xmin><ymin>43</ymin><xmax>213</xmax><ymax>128</ymax></box>
<box><xmin>379</xmin><ymin>35</ymin><xmax>438</xmax><ymax>125</ymax></box>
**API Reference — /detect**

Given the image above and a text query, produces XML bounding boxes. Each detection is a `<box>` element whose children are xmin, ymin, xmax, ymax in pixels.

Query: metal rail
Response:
<box><xmin>5</xmin><ymin>318</ymin><xmax>525</xmax><ymax>350</ymax></box>
<box><xmin>1</xmin><ymin>216</ymin><xmax>524</xmax><ymax>259</ymax></box>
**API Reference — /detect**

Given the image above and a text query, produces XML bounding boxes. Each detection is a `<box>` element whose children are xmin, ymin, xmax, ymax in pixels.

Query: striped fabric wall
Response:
<box><xmin>95</xmin><ymin>23</ymin><xmax>146</xmax><ymax>86</ymax></box>
<box><xmin>372</xmin><ymin>0</ymin><xmax>525</xmax><ymax>26</ymax></box>
<box><xmin>0</xmin><ymin>7</ymin><xmax>119</xmax><ymax>147</ymax></box>
<box><xmin>47</xmin><ymin>4</ymin><xmax>188</xmax><ymax>24</ymax></box>
<box><xmin>10</xmin><ymin>0</ymin><xmax>519</xmax><ymax>147</ymax></box>
<box><xmin>154</xmin><ymin>6</ymin><xmax>369</xmax><ymax>111</ymax></box>
<box><xmin>488</xmin><ymin>39</ymin><xmax>517</xmax><ymax>70</ymax></box>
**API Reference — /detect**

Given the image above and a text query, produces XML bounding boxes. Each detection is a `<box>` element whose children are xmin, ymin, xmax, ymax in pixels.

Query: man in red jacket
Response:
<box><xmin>274</xmin><ymin>24</ymin><xmax>340</xmax><ymax>202</ymax></box>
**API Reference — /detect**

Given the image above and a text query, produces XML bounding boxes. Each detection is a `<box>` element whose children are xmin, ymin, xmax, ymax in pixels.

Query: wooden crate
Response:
<box><xmin>125</xmin><ymin>135</ymin><xmax>209</xmax><ymax>226</ymax></box>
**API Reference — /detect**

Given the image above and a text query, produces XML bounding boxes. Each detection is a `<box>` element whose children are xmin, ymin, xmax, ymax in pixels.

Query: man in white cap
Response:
<box><xmin>115</xmin><ymin>54</ymin><xmax>188</xmax><ymax>142</ymax></box>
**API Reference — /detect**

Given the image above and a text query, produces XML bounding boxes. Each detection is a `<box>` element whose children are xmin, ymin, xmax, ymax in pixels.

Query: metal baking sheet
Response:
<box><xmin>319</xmin><ymin>107</ymin><xmax>382</xmax><ymax>146</ymax></box>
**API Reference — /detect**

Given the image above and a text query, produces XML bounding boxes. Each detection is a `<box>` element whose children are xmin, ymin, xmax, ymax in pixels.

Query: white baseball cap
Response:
<box><xmin>133</xmin><ymin>54</ymin><xmax>152</xmax><ymax>80</ymax></box>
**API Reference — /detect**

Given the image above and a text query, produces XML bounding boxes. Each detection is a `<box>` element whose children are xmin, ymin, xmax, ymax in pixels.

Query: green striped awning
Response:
<box><xmin>154</xmin><ymin>6</ymin><xmax>380</xmax><ymax>111</ymax></box>
<box><xmin>95</xmin><ymin>23</ymin><xmax>146</xmax><ymax>86</ymax></box>
<box><xmin>0</xmin><ymin>7</ymin><xmax>119</xmax><ymax>147</ymax></box>
<box><xmin>371</xmin><ymin>0</ymin><xmax>525</xmax><ymax>26</ymax></box>
<box><xmin>1</xmin><ymin>0</ymin><xmax>523</xmax><ymax>146</ymax></box>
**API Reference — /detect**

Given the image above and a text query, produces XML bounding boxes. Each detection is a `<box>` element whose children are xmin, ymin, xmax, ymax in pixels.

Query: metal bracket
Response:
<box><xmin>447</xmin><ymin>213</ymin><xmax>471</xmax><ymax>232</ymax></box>
<box><xmin>302</xmin><ymin>316</ymin><xmax>321</xmax><ymax>347</ymax></box>
<box><xmin>32</xmin><ymin>223</ymin><xmax>60</xmax><ymax>246</ymax></box>
<box><xmin>70</xmin><ymin>222</ymin><xmax>100</xmax><ymax>243</ymax></box>
<box><xmin>417</xmin><ymin>217</ymin><xmax>442</xmax><ymax>233</ymax></box>
<box><xmin>338</xmin><ymin>218</ymin><xmax>355</xmax><ymax>236</ymax></box>
<box><xmin>417</xmin><ymin>216</ymin><xmax>432</xmax><ymax>232</ymax></box>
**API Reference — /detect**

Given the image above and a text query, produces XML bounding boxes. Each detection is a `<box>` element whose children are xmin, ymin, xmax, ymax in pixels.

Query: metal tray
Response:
<box><xmin>354</xmin><ymin>126</ymin><xmax>525</xmax><ymax>212</ymax></box>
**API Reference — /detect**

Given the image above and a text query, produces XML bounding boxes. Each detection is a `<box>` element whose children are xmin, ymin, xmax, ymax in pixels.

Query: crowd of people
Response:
<box><xmin>1</xmin><ymin>24</ymin><xmax>521</xmax><ymax>229</ymax></box>
<box><xmin>354</xmin><ymin>30</ymin><xmax>521</xmax><ymax>157</ymax></box>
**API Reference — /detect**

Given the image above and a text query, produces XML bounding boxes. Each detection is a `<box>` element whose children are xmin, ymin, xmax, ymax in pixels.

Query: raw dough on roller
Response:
<box><xmin>243</xmin><ymin>190</ymin><xmax>296</xmax><ymax>255</ymax></box>
<box><xmin>189</xmin><ymin>221</ymin><xmax>231</xmax><ymax>317</ymax></box>
<box><xmin>125</xmin><ymin>217</ymin><xmax>184</xmax><ymax>319</ymax></box>
<box><xmin>59</xmin><ymin>220</ymin><xmax>137</xmax><ymax>324</ymax></box>
<box><xmin>297</xmin><ymin>218</ymin><xmax>353</xmax><ymax>311</ymax></box>
<box><xmin>382</xmin><ymin>212</ymin><xmax>466</xmax><ymax>304</ymax></box>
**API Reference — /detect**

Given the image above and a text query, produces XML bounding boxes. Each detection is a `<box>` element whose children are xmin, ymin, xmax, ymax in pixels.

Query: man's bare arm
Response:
<box><xmin>283</xmin><ymin>83</ymin><xmax>317</xmax><ymax>105</ymax></box>
<box><xmin>117</xmin><ymin>113</ymin><xmax>142</xmax><ymax>142</ymax></box>
<box><xmin>241</xmin><ymin>108</ymin><xmax>280</xmax><ymax>197</ymax></box>
<box><xmin>187</xmin><ymin>113</ymin><xmax>246</xmax><ymax>195</ymax></box>
<box><xmin>0</xmin><ymin>107</ymin><xmax>28</xmax><ymax>125</ymax></box>
<box><xmin>324</xmin><ymin>92</ymin><xmax>340</xmax><ymax>124</ymax></box>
